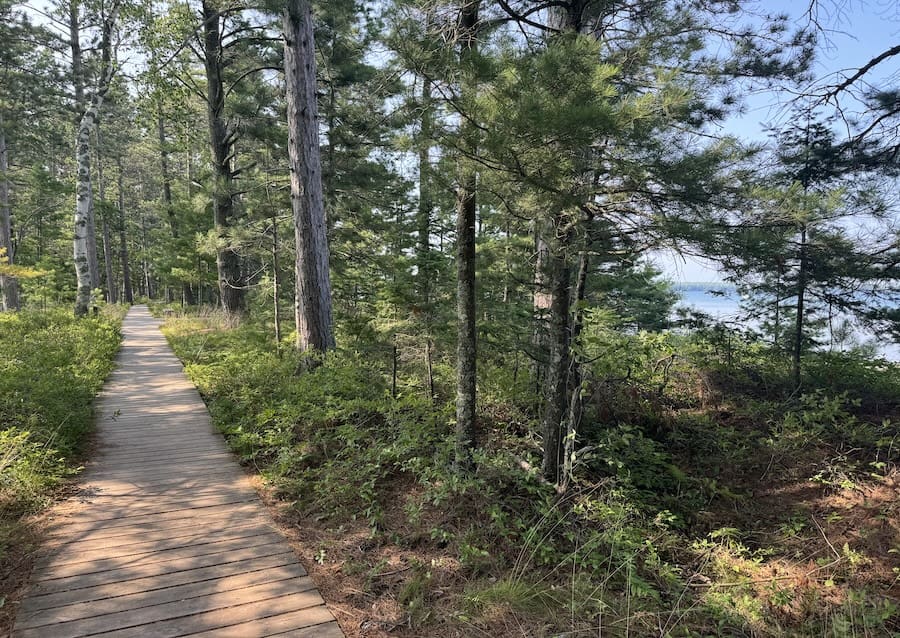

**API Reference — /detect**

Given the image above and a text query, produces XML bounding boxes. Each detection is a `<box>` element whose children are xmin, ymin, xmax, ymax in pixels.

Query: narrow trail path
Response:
<box><xmin>13</xmin><ymin>306</ymin><xmax>342</xmax><ymax>638</ymax></box>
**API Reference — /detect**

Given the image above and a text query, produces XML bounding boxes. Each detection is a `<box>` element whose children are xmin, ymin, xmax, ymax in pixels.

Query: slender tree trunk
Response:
<box><xmin>503</xmin><ymin>222</ymin><xmax>510</xmax><ymax>303</ymax></box>
<box><xmin>117</xmin><ymin>157</ymin><xmax>133</xmax><ymax>304</ymax></box>
<box><xmin>202</xmin><ymin>0</ymin><xmax>244</xmax><ymax>316</ymax></box>
<box><xmin>773</xmin><ymin>273</ymin><xmax>781</xmax><ymax>347</ymax></box>
<box><xmin>417</xmin><ymin>73</ymin><xmax>433</xmax><ymax>305</ymax></box>
<box><xmin>454</xmin><ymin>0</ymin><xmax>480</xmax><ymax>469</ymax></box>
<box><xmin>793</xmin><ymin>223</ymin><xmax>807</xmax><ymax>390</ymax></box>
<box><xmin>532</xmin><ymin>223</ymin><xmax>551</xmax><ymax>395</ymax></box>
<box><xmin>541</xmin><ymin>237</ymin><xmax>572</xmax><ymax>485</ymax></box>
<box><xmin>101</xmin><ymin>214</ymin><xmax>116</xmax><ymax>303</ymax></box>
<box><xmin>74</xmin><ymin>112</ymin><xmax>98</xmax><ymax>315</ymax></box>
<box><xmin>284</xmin><ymin>0</ymin><xmax>336</xmax><ymax>352</ymax></box>
<box><xmin>561</xmin><ymin>251</ymin><xmax>589</xmax><ymax>490</ymax></box>
<box><xmin>272</xmin><ymin>211</ymin><xmax>281</xmax><ymax>344</ymax></box>
<box><xmin>158</xmin><ymin>110</ymin><xmax>176</xmax><ymax>237</ymax></box>
<box><xmin>96</xmin><ymin>136</ymin><xmax>117</xmax><ymax>304</ymax></box>
<box><xmin>140</xmin><ymin>208</ymin><xmax>151</xmax><ymax>299</ymax></box>
<box><xmin>86</xmin><ymin>190</ymin><xmax>100</xmax><ymax>290</ymax></box>
<box><xmin>0</xmin><ymin>128</ymin><xmax>20</xmax><ymax>311</ymax></box>
<box><xmin>70</xmin><ymin>0</ymin><xmax>99</xmax><ymax>295</ymax></box>
<box><xmin>425</xmin><ymin>339</ymin><xmax>435</xmax><ymax>402</ymax></box>
<box><xmin>158</xmin><ymin>110</ymin><xmax>195</xmax><ymax>306</ymax></box>
<box><xmin>71</xmin><ymin>1</ymin><xmax>118</xmax><ymax>316</ymax></box>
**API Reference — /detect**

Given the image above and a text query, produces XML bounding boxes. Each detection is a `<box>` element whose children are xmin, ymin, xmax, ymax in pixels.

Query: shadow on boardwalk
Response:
<box><xmin>13</xmin><ymin>306</ymin><xmax>342</xmax><ymax>638</ymax></box>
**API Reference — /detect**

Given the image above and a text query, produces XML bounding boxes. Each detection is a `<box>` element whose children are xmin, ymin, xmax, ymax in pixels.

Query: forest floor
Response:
<box><xmin>156</xmin><ymin>312</ymin><xmax>900</xmax><ymax>637</ymax></box>
<box><xmin>8</xmin><ymin>307</ymin><xmax>895</xmax><ymax>637</ymax></box>
<box><xmin>255</xmin><ymin>460</ymin><xmax>900</xmax><ymax>637</ymax></box>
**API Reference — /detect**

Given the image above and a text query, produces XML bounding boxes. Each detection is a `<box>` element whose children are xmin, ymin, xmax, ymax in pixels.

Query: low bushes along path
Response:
<box><xmin>13</xmin><ymin>305</ymin><xmax>342</xmax><ymax>638</ymax></box>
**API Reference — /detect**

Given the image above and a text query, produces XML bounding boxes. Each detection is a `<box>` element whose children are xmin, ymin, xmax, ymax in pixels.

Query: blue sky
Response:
<box><xmin>656</xmin><ymin>0</ymin><xmax>900</xmax><ymax>282</ymax></box>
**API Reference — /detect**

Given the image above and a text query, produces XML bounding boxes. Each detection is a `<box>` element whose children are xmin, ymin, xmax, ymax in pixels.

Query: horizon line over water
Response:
<box><xmin>672</xmin><ymin>283</ymin><xmax>900</xmax><ymax>363</ymax></box>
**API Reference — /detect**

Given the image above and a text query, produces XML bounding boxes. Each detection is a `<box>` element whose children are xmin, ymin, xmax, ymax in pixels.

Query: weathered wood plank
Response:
<box><xmin>21</xmin><ymin>553</ymin><xmax>301</xmax><ymax>614</ymax></box>
<box><xmin>16</xmin><ymin>568</ymin><xmax>312</xmax><ymax>629</ymax></box>
<box><xmin>25</xmin><ymin>546</ymin><xmax>296</xmax><ymax>597</ymax></box>
<box><xmin>13</xmin><ymin>306</ymin><xmax>341</xmax><ymax>637</ymax></box>
<box><xmin>186</xmin><ymin>608</ymin><xmax>340</xmax><ymax>638</ymax></box>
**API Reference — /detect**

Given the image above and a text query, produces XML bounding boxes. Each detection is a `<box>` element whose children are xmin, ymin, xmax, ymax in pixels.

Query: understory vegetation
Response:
<box><xmin>0</xmin><ymin>307</ymin><xmax>123</xmax><ymax>565</ymax></box>
<box><xmin>164</xmin><ymin>310</ymin><xmax>900</xmax><ymax>637</ymax></box>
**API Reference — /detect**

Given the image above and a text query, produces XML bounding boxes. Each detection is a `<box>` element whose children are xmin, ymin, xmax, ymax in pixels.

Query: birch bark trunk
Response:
<box><xmin>72</xmin><ymin>1</ymin><xmax>118</xmax><ymax>316</ymax></box>
<box><xmin>284</xmin><ymin>0</ymin><xmax>335</xmax><ymax>352</ymax></box>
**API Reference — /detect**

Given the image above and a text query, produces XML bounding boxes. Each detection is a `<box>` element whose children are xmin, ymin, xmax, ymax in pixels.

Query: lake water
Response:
<box><xmin>673</xmin><ymin>283</ymin><xmax>900</xmax><ymax>362</ymax></box>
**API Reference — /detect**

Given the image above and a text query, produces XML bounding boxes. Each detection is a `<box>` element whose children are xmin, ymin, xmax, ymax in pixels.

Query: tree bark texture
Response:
<box><xmin>158</xmin><ymin>110</ymin><xmax>177</xmax><ymax>238</ymax></box>
<box><xmin>793</xmin><ymin>223</ymin><xmax>807</xmax><ymax>390</ymax></box>
<box><xmin>561</xmin><ymin>251</ymin><xmax>589</xmax><ymax>490</ymax></box>
<box><xmin>96</xmin><ymin>131</ymin><xmax>117</xmax><ymax>303</ymax></box>
<box><xmin>540</xmin><ymin>239</ymin><xmax>572</xmax><ymax>485</ymax></box>
<box><xmin>454</xmin><ymin>0</ymin><xmax>480</xmax><ymax>468</ymax></box>
<box><xmin>284</xmin><ymin>0</ymin><xmax>336</xmax><ymax>352</ymax></box>
<box><xmin>202</xmin><ymin>0</ymin><xmax>244</xmax><ymax>316</ymax></box>
<box><xmin>0</xmin><ymin>128</ymin><xmax>19</xmax><ymax>311</ymax></box>
<box><xmin>117</xmin><ymin>157</ymin><xmax>133</xmax><ymax>303</ymax></box>
<box><xmin>158</xmin><ymin>111</ymin><xmax>195</xmax><ymax>305</ymax></box>
<box><xmin>272</xmin><ymin>212</ymin><xmax>281</xmax><ymax>344</ymax></box>
<box><xmin>72</xmin><ymin>1</ymin><xmax>118</xmax><ymax>316</ymax></box>
<box><xmin>69</xmin><ymin>0</ymin><xmax>100</xmax><ymax>291</ymax></box>
<box><xmin>101</xmin><ymin>213</ymin><xmax>116</xmax><ymax>303</ymax></box>
<box><xmin>532</xmin><ymin>222</ymin><xmax>551</xmax><ymax>392</ymax></box>
<box><xmin>417</xmin><ymin>74</ymin><xmax>434</xmax><ymax>305</ymax></box>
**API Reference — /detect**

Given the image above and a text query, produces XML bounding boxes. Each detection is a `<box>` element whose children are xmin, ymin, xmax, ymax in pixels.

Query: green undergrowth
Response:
<box><xmin>163</xmin><ymin>313</ymin><xmax>900</xmax><ymax>637</ymax></box>
<box><xmin>0</xmin><ymin>305</ymin><xmax>124</xmax><ymax>557</ymax></box>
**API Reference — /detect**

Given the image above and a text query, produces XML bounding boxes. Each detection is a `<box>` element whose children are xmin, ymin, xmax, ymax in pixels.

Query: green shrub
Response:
<box><xmin>0</xmin><ymin>307</ymin><xmax>123</xmax><ymax>518</ymax></box>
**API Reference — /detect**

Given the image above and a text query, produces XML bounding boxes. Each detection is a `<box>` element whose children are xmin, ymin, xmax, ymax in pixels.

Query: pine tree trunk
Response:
<box><xmin>86</xmin><ymin>191</ymin><xmax>100</xmax><ymax>290</ymax></box>
<box><xmin>454</xmin><ymin>0</ymin><xmax>480</xmax><ymax>469</ymax></box>
<box><xmin>540</xmin><ymin>239</ymin><xmax>572</xmax><ymax>485</ymax></box>
<box><xmin>101</xmin><ymin>213</ymin><xmax>116</xmax><ymax>303</ymax></box>
<box><xmin>140</xmin><ymin>208</ymin><xmax>152</xmax><ymax>299</ymax></box>
<box><xmin>272</xmin><ymin>212</ymin><xmax>281</xmax><ymax>345</ymax></box>
<box><xmin>417</xmin><ymin>74</ymin><xmax>433</xmax><ymax>305</ymax></box>
<box><xmin>0</xmin><ymin>128</ymin><xmax>19</xmax><ymax>311</ymax></box>
<box><xmin>117</xmin><ymin>157</ymin><xmax>133</xmax><ymax>304</ymax></box>
<box><xmin>96</xmin><ymin>130</ymin><xmax>117</xmax><ymax>304</ymax></box>
<box><xmin>532</xmin><ymin>222</ymin><xmax>551</xmax><ymax>394</ymax></box>
<box><xmin>793</xmin><ymin>223</ymin><xmax>807</xmax><ymax>390</ymax></box>
<box><xmin>284</xmin><ymin>0</ymin><xmax>335</xmax><ymax>352</ymax></box>
<box><xmin>561</xmin><ymin>251</ymin><xmax>589</xmax><ymax>490</ymax></box>
<box><xmin>202</xmin><ymin>0</ymin><xmax>244</xmax><ymax>316</ymax></box>
<box><xmin>158</xmin><ymin>110</ymin><xmax>176</xmax><ymax>237</ymax></box>
<box><xmin>157</xmin><ymin>110</ymin><xmax>195</xmax><ymax>306</ymax></box>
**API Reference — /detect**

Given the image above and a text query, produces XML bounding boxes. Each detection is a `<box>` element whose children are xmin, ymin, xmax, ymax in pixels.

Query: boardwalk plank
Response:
<box><xmin>87</xmin><ymin>591</ymin><xmax>327</xmax><ymax>638</ymax></box>
<box><xmin>16</xmin><ymin>567</ymin><xmax>311</xmax><ymax>629</ymax></box>
<box><xmin>26</xmin><ymin>546</ymin><xmax>295</xmax><ymax>597</ymax></box>
<box><xmin>185</xmin><ymin>607</ymin><xmax>340</xmax><ymax>637</ymax></box>
<box><xmin>20</xmin><ymin>553</ymin><xmax>301</xmax><ymax>614</ymax></box>
<box><xmin>13</xmin><ymin>306</ymin><xmax>340</xmax><ymax>637</ymax></box>
<box><xmin>16</xmin><ymin>579</ymin><xmax>321</xmax><ymax>638</ymax></box>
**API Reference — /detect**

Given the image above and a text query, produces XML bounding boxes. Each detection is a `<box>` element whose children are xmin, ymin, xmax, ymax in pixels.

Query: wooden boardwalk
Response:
<box><xmin>13</xmin><ymin>306</ymin><xmax>342</xmax><ymax>638</ymax></box>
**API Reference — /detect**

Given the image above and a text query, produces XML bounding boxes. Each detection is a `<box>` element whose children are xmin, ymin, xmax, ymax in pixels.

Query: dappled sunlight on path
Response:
<box><xmin>13</xmin><ymin>305</ymin><xmax>342</xmax><ymax>638</ymax></box>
